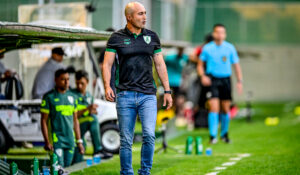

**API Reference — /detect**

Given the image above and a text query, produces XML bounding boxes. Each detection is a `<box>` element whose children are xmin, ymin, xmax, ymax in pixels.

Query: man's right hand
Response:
<box><xmin>105</xmin><ymin>87</ymin><xmax>115</xmax><ymax>102</ymax></box>
<box><xmin>78</xmin><ymin>143</ymin><xmax>85</xmax><ymax>154</ymax></box>
<box><xmin>201</xmin><ymin>75</ymin><xmax>212</xmax><ymax>86</ymax></box>
<box><xmin>44</xmin><ymin>142</ymin><xmax>53</xmax><ymax>151</ymax></box>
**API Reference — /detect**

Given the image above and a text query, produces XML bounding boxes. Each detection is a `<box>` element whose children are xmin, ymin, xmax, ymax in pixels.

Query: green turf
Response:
<box><xmin>70</xmin><ymin>102</ymin><xmax>300</xmax><ymax>175</ymax></box>
<box><xmin>2</xmin><ymin>102</ymin><xmax>300</xmax><ymax>175</ymax></box>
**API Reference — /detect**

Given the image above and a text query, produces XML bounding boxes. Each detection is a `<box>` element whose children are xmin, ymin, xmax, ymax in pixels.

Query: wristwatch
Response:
<box><xmin>164</xmin><ymin>90</ymin><xmax>172</xmax><ymax>94</ymax></box>
<box><xmin>76</xmin><ymin>139</ymin><xmax>83</xmax><ymax>144</ymax></box>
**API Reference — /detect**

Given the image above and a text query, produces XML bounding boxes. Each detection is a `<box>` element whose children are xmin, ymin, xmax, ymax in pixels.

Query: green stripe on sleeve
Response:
<box><xmin>106</xmin><ymin>48</ymin><xmax>116</xmax><ymax>53</ymax></box>
<box><xmin>40</xmin><ymin>108</ymin><xmax>49</xmax><ymax>114</ymax></box>
<box><xmin>154</xmin><ymin>48</ymin><xmax>162</xmax><ymax>54</ymax></box>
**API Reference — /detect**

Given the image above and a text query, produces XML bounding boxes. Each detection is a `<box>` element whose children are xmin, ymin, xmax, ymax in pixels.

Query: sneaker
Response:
<box><xmin>209</xmin><ymin>136</ymin><xmax>218</xmax><ymax>144</ymax></box>
<box><xmin>58</xmin><ymin>165</ymin><xmax>69</xmax><ymax>175</ymax></box>
<box><xmin>221</xmin><ymin>133</ymin><xmax>231</xmax><ymax>143</ymax></box>
<box><xmin>94</xmin><ymin>150</ymin><xmax>113</xmax><ymax>159</ymax></box>
<box><xmin>22</xmin><ymin>141</ymin><xmax>33</xmax><ymax>149</ymax></box>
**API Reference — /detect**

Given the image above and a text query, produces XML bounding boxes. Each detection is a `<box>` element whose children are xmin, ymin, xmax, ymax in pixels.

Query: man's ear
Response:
<box><xmin>127</xmin><ymin>15</ymin><xmax>132</xmax><ymax>21</ymax></box>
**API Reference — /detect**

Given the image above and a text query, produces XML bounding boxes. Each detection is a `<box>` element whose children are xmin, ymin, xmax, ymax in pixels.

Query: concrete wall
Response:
<box><xmin>232</xmin><ymin>45</ymin><xmax>300</xmax><ymax>102</ymax></box>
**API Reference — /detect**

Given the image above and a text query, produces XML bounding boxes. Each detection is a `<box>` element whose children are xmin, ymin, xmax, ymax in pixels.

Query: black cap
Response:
<box><xmin>52</xmin><ymin>47</ymin><xmax>65</xmax><ymax>56</ymax></box>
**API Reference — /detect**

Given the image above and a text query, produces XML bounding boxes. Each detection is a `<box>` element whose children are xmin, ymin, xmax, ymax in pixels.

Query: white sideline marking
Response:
<box><xmin>214</xmin><ymin>167</ymin><xmax>227</xmax><ymax>170</ymax></box>
<box><xmin>229</xmin><ymin>157</ymin><xmax>242</xmax><ymax>161</ymax></box>
<box><xmin>205</xmin><ymin>153</ymin><xmax>251</xmax><ymax>175</ymax></box>
<box><xmin>205</xmin><ymin>172</ymin><xmax>219</xmax><ymax>175</ymax></box>
<box><xmin>238</xmin><ymin>153</ymin><xmax>251</xmax><ymax>158</ymax></box>
<box><xmin>222</xmin><ymin>162</ymin><xmax>236</xmax><ymax>166</ymax></box>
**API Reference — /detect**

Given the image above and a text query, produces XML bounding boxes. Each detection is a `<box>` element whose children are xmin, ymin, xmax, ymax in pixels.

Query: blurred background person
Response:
<box><xmin>190</xmin><ymin>34</ymin><xmax>214</xmax><ymax>129</ymax></box>
<box><xmin>32</xmin><ymin>47</ymin><xmax>66</xmax><ymax>99</ymax></box>
<box><xmin>195</xmin><ymin>34</ymin><xmax>214</xmax><ymax>109</ymax></box>
<box><xmin>197</xmin><ymin>24</ymin><xmax>243</xmax><ymax>144</ymax></box>
<box><xmin>191</xmin><ymin>34</ymin><xmax>214</xmax><ymax>63</ymax></box>
<box><xmin>164</xmin><ymin>47</ymin><xmax>188</xmax><ymax>117</ymax></box>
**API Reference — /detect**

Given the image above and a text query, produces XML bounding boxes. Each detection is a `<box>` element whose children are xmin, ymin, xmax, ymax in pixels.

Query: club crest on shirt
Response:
<box><xmin>143</xmin><ymin>36</ymin><xmax>151</xmax><ymax>44</ymax></box>
<box><xmin>222</xmin><ymin>56</ymin><xmax>227</xmax><ymax>62</ymax></box>
<box><xmin>68</xmin><ymin>96</ymin><xmax>74</xmax><ymax>104</ymax></box>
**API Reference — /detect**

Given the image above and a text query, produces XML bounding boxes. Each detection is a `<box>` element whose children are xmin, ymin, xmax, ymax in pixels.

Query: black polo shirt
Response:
<box><xmin>106</xmin><ymin>26</ymin><xmax>162</xmax><ymax>95</ymax></box>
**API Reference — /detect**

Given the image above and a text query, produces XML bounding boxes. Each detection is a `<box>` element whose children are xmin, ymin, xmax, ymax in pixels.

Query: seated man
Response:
<box><xmin>40</xmin><ymin>69</ymin><xmax>84</xmax><ymax>167</ymax></box>
<box><xmin>72</xmin><ymin>70</ymin><xmax>113</xmax><ymax>164</ymax></box>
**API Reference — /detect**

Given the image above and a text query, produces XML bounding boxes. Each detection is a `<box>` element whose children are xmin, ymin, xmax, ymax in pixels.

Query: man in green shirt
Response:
<box><xmin>40</xmin><ymin>69</ymin><xmax>84</xmax><ymax>167</ymax></box>
<box><xmin>72</xmin><ymin>70</ymin><xmax>113</xmax><ymax>164</ymax></box>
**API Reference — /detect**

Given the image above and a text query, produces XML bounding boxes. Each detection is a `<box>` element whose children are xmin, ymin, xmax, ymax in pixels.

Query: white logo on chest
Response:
<box><xmin>143</xmin><ymin>36</ymin><xmax>151</xmax><ymax>44</ymax></box>
<box><xmin>68</xmin><ymin>96</ymin><xmax>74</xmax><ymax>104</ymax></box>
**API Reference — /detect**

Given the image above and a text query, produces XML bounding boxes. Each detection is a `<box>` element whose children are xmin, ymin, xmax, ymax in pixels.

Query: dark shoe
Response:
<box><xmin>94</xmin><ymin>150</ymin><xmax>113</xmax><ymax>159</ymax></box>
<box><xmin>221</xmin><ymin>133</ymin><xmax>231</xmax><ymax>143</ymax></box>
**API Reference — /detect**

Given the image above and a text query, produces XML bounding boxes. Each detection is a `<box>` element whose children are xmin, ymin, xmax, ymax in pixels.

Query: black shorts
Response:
<box><xmin>206</xmin><ymin>75</ymin><xmax>232</xmax><ymax>100</ymax></box>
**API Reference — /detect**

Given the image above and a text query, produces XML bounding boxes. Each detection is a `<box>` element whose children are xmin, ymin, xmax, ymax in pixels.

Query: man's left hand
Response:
<box><xmin>163</xmin><ymin>94</ymin><xmax>173</xmax><ymax>110</ymax></box>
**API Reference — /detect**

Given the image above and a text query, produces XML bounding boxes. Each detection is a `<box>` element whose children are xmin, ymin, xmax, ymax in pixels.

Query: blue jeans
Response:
<box><xmin>116</xmin><ymin>91</ymin><xmax>157</xmax><ymax>175</ymax></box>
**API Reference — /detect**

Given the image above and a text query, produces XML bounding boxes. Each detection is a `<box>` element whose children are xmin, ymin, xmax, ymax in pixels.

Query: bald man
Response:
<box><xmin>103</xmin><ymin>2</ymin><xmax>172</xmax><ymax>175</ymax></box>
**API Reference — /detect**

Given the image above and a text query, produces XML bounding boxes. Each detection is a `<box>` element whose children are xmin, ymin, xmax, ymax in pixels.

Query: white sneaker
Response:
<box><xmin>210</xmin><ymin>137</ymin><xmax>218</xmax><ymax>144</ymax></box>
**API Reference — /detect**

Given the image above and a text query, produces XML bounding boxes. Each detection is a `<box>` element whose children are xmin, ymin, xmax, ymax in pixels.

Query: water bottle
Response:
<box><xmin>50</xmin><ymin>153</ymin><xmax>58</xmax><ymax>175</ymax></box>
<box><xmin>195</xmin><ymin>137</ymin><xmax>203</xmax><ymax>155</ymax></box>
<box><xmin>31</xmin><ymin>157</ymin><xmax>39</xmax><ymax>175</ymax></box>
<box><xmin>10</xmin><ymin>162</ymin><xmax>18</xmax><ymax>175</ymax></box>
<box><xmin>185</xmin><ymin>136</ymin><xmax>193</xmax><ymax>155</ymax></box>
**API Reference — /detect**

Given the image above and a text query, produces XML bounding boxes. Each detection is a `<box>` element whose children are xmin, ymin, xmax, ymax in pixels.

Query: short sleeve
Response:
<box><xmin>106</xmin><ymin>33</ymin><xmax>118</xmax><ymax>53</ymax></box>
<box><xmin>230</xmin><ymin>46</ymin><xmax>239</xmax><ymax>64</ymax></box>
<box><xmin>40</xmin><ymin>95</ymin><xmax>50</xmax><ymax>114</ymax></box>
<box><xmin>153</xmin><ymin>33</ymin><xmax>162</xmax><ymax>54</ymax></box>
<box><xmin>200</xmin><ymin>46</ymin><xmax>208</xmax><ymax>62</ymax></box>
<box><xmin>74</xmin><ymin>99</ymin><xmax>78</xmax><ymax>113</ymax></box>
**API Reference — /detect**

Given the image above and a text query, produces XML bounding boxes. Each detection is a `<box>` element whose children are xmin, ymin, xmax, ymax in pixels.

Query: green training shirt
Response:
<box><xmin>40</xmin><ymin>89</ymin><xmax>77</xmax><ymax>149</ymax></box>
<box><xmin>70</xmin><ymin>89</ymin><xmax>96</xmax><ymax>124</ymax></box>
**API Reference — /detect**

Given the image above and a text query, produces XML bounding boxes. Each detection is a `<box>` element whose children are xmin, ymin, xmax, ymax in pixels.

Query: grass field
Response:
<box><xmin>70</xmin><ymin>102</ymin><xmax>300</xmax><ymax>175</ymax></box>
<box><xmin>2</xmin><ymin>102</ymin><xmax>300</xmax><ymax>175</ymax></box>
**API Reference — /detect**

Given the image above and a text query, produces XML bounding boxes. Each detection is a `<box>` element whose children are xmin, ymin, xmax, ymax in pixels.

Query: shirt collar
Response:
<box><xmin>124</xmin><ymin>25</ymin><xmax>147</xmax><ymax>36</ymax></box>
